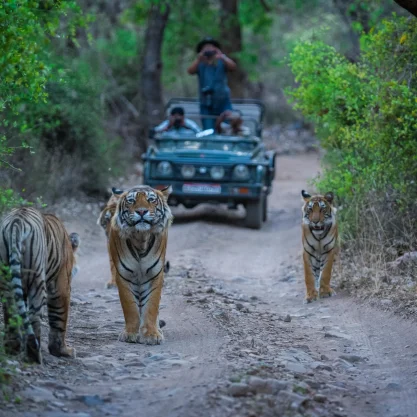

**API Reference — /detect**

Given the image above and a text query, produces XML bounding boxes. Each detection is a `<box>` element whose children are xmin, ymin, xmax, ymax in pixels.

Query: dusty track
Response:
<box><xmin>1</xmin><ymin>153</ymin><xmax>417</xmax><ymax>417</ymax></box>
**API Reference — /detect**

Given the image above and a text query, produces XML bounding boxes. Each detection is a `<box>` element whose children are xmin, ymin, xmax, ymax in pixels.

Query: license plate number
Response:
<box><xmin>182</xmin><ymin>183</ymin><xmax>221</xmax><ymax>194</ymax></box>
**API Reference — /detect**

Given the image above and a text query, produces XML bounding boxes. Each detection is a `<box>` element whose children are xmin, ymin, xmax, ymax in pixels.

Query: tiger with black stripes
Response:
<box><xmin>301</xmin><ymin>190</ymin><xmax>338</xmax><ymax>303</ymax></box>
<box><xmin>97</xmin><ymin>187</ymin><xmax>124</xmax><ymax>289</ymax></box>
<box><xmin>109</xmin><ymin>185</ymin><xmax>172</xmax><ymax>345</ymax></box>
<box><xmin>0</xmin><ymin>207</ymin><xmax>79</xmax><ymax>363</ymax></box>
<box><xmin>98</xmin><ymin>187</ymin><xmax>170</xmax><ymax>289</ymax></box>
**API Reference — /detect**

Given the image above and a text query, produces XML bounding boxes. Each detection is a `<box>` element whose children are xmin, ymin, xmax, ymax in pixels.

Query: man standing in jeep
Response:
<box><xmin>187</xmin><ymin>37</ymin><xmax>237</xmax><ymax>130</ymax></box>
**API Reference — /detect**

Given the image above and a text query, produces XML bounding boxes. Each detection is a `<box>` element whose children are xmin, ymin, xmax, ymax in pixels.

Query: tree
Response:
<box><xmin>140</xmin><ymin>3</ymin><xmax>171</xmax><ymax>146</ymax></box>
<box><xmin>219</xmin><ymin>0</ymin><xmax>247</xmax><ymax>97</ymax></box>
<box><xmin>332</xmin><ymin>0</ymin><xmax>371</xmax><ymax>61</ymax></box>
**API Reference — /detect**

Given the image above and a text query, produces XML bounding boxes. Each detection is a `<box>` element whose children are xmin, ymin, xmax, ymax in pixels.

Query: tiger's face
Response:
<box><xmin>301</xmin><ymin>190</ymin><xmax>335</xmax><ymax>233</ymax></box>
<box><xmin>114</xmin><ymin>185</ymin><xmax>173</xmax><ymax>234</ymax></box>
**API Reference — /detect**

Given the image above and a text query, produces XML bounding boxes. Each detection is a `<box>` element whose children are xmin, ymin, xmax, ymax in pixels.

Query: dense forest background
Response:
<box><xmin>0</xmin><ymin>0</ymin><xmax>411</xmax><ymax>200</ymax></box>
<box><xmin>2</xmin><ymin>0</ymin><xmax>417</xmax><ymax>264</ymax></box>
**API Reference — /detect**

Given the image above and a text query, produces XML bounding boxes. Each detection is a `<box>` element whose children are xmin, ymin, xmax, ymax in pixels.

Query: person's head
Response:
<box><xmin>196</xmin><ymin>37</ymin><xmax>221</xmax><ymax>61</ymax></box>
<box><xmin>170</xmin><ymin>107</ymin><xmax>185</xmax><ymax>128</ymax></box>
<box><xmin>224</xmin><ymin>110</ymin><xmax>243</xmax><ymax>132</ymax></box>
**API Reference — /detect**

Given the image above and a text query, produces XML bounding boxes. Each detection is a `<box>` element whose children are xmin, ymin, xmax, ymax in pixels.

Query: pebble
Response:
<box><xmin>284</xmin><ymin>362</ymin><xmax>307</xmax><ymax>374</ymax></box>
<box><xmin>312</xmin><ymin>362</ymin><xmax>333</xmax><ymax>372</ymax></box>
<box><xmin>76</xmin><ymin>394</ymin><xmax>105</xmax><ymax>406</ymax></box>
<box><xmin>228</xmin><ymin>383</ymin><xmax>251</xmax><ymax>397</ymax></box>
<box><xmin>313</xmin><ymin>394</ymin><xmax>327</xmax><ymax>403</ymax></box>
<box><xmin>324</xmin><ymin>331</ymin><xmax>352</xmax><ymax>340</ymax></box>
<box><xmin>276</xmin><ymin>390</ymin><xmax>308</xmax><ymax>410</ymax></box>
<box><xmin>339</xmin><ymin>354</ymin><xmax>364</xmax><ymax>363</ymax></box>
<box><xmin>22</xmin><ymin>386</ymin><xmax>56</xmax><ymax>403</ymax></box>
<box><xmin>247</xmin><ymin>376</ymin><xmax>288</xmax><ymax>394</ymax></box>
<box><xmin>385</xmin><ymin>382</ymin><xmax>402</xmax><ymax>391</ymax></box>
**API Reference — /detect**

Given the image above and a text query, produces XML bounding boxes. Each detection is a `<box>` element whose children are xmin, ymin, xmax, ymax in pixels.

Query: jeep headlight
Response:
<box><xmin>233</xmin><ymin>164</ymin><xmax>249</xmax><ymax>180</ymax></box>
<box><xmin>157</xmin><ymin>161</ymin><xmax>173</xmax><ymax>176</ymax></box>
<box><xmin>210</xmin><ymin>166</ymin><xmax>225</xmax><ymax>180</ymax></box>
<box><xmin>181</xmin><ymin>165</ymin><xmax>196</xmax><ymax>179</ymax></box>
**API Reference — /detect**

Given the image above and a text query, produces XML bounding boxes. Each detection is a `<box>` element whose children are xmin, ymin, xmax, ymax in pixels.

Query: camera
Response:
<box><xmin>203</xmin><ymin>50</ymin><xmax>216</xmax><ymax>58</ymax></box>
<box><xmin>173</xmin><ymin>118</ymin><xmax>182</xmax><ymax>128</ymax></box>
<box><xmin>201</xmin><ymin>86</ymin><xmax>214</xmax><ymax>108</ymax></box>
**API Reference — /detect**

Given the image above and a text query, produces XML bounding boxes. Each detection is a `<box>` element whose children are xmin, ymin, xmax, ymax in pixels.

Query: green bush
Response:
<box><xmin>287</xmin><ymin>16</ymin><xmax>417</xmax><ymax>233</ymax></box>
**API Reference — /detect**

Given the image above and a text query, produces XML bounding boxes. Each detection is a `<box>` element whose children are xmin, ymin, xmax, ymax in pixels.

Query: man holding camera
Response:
<box><xmin>187</xmin><ymin>37</ymin><xmax>237</xmax><ymax>130</ymax></box>
<box><xmin>153</xmin><ymin>106</ymin><xmax>201</xmax><ymax>135</ymax></box>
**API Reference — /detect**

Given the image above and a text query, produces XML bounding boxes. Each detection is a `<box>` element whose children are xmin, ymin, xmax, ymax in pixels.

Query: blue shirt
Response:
<box><xmin>197</xmin><ymin>60</ymin><xmax>231</xmax><ymax>107</ymax></box>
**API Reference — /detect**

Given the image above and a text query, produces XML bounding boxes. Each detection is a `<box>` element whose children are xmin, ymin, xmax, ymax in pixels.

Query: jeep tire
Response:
<box><xmin>263</xmin><ymin>195</ymin><xmax>268</xmax><ymax>222</ymax></box>
<box><xmin>245</xmin><ymin>197</ymin><xmax>264</xmax><ymax>229</ymax></box>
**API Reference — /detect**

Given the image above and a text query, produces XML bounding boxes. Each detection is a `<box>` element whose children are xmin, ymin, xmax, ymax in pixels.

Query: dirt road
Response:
<box><xmin>2</xmin><ymin>153</ymin><xmax>417</xmax><ymax>417</ymax></box>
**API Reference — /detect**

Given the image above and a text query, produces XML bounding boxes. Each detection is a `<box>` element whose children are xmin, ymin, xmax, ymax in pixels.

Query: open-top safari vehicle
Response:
<box><xmin>142</xmin><ymin>98</ymin><xmax>276</xmax><ymax>229</ymax></box>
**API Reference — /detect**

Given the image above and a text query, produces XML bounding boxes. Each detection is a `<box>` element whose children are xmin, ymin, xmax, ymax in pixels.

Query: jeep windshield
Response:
<box><xmin>154</xmin><ymin>135</ymin><xmax>260</xmax><ymax>153</ymax></box>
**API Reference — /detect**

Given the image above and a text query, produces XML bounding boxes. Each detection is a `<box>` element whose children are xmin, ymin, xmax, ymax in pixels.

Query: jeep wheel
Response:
<box><xmin>263</xmin><ymin>195</ymin><xmax>268</xmax><ymax>222</ymax></box>
<box><xmin>245</xmin><ymin>198</ymin><xmax>264</xmax><ymax>230</ymax></box>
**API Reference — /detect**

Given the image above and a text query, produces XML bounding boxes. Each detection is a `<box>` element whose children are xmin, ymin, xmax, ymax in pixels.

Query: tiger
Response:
<box><xmin>301</xmin><ymin>190</ymin><xmax>338</xmax><ymax>303</ymax></box>
<box><xmin>97</xmin><ymin>187</ymin><xmax>124</xmax><ymax>289</ymax></box>
<box><xmin>108</xmin><ymin>185</ymin><xmax>172</xmax><ymax>345</ymax></box>
<box><xmin>0</xmin><ymin>207</ymin><xmax>79</xmax><ymax>363</ymax></box>
<box><xmin>97</xmin><ymin>187</ymin><xmax>170</xmax><ymax>289</ymax></box>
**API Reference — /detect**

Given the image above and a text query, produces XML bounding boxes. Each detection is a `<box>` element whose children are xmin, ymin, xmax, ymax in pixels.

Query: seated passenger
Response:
<box><xmin>215</xmin><ymin>110</ymin><xmax>251</xmax><ymax>137</ymax></box>
<box><xmin>154</xmin><ymin>107</ymin><xmax>201</xmax><ymax>134</ymax></box>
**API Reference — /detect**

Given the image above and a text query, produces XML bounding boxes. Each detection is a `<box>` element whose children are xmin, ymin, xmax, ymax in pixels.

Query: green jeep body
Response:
<box><xmin>143</xmin><ymin>98</ymin><xmax>276</xmax><ymax>229</ymax></box>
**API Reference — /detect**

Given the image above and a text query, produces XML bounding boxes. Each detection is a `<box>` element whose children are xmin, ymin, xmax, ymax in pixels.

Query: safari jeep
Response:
<box><xmin>142</xmin><ymin>98</ymin><xmax>276</xmax><ymax>229</ymax></box>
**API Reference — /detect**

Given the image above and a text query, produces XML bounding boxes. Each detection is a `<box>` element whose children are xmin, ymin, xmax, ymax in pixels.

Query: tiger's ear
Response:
<box><xmin>301</xmin><ymin>190</ymin><xmax>311</xmax><ymax>202</ymax></box>
<box><xmin>324</xmin><ymin>192</ymin><xmax>334</xmax><ymax>204</ymax></box>
<box><xmin>112</xmin><ymin>187</ymin><xmax>124</xmax><ymax>196</ymax></box>
<box><xmin>160</xmin><ymin>185</ymin><xmax>172</xmax><ymax>202</ymax></box>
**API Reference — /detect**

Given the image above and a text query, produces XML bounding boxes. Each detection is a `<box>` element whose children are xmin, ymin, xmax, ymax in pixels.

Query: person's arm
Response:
<box><xmin>215</xmin><ymin>112</ymin><xmax>227</xmax><ymax>133</ymax></box>
<box><xmin>215</xmin><ymin>49</ymin><xmax>237</xmax><ymax>71</ymax></box>
<box><xmin>187</xmin><ymin>53</ymin><xmax>203</xmax><ymax>75</ymax></box>
<box><xmin>154</xmin><ymin>120</ymin><xmax>169</xmax><ymax>133</ymax></box>
<box><xmin>185</xmin><ymin>118</ymin><xmax>202</xmax><ymax>133</ymax></box>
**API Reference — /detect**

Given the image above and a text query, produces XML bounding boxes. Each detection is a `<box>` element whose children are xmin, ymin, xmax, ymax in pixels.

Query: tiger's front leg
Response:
<box><xmin>303</xmin><ymin>251</ymin><xmax>318</xmax><ymax>303</ymax></box>
<box><xmin>319</xmin><ymin>249</ymin><xmax>336</xmax><ymax>298</ymax></box>
<box><xmin>105</xmin><ymin>242</ymin><xmax>117</xmax><ymax>289</ymax></box>
<box><xmin>116</xmin><ymin>272</ymin><xmax>141</xmax><ymax>343</ymax></box>
<box><xmin>47</xmin><ymin>268</ymin><xmax>75</xmax><ymax>358</ymax></box>
<box><xmin>139</xmin><ymin>272</ymin><xmax>164</xmax><ymax>345</ymax></box>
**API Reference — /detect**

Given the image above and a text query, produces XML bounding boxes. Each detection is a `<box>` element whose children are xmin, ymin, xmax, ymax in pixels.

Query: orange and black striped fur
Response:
<box><xmin>0</xmin><ymin>207</ymin><xmax>79</xmax><ymax>363</ymax></box>
<box><xmin>109</xmin><ymin>185</ymin><xmax>172</xmax><ymax>345</ymax></box>
<box><xmin>98</xmin><ymin>188</ymin><xmax>170</xmax><ymax>289</ymax></box>
<box><xmin>301</xmin><ymin>190</ymin><xmax>338</xmax><ymax>303</ymax></box>
<box><xmin>97</xmin><ymin>187</ymin><xmax>124</xmax><ymax>289</ymax></box>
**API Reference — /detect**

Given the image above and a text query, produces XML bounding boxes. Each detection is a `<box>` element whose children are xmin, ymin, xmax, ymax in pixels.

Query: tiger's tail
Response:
<box><xmin>8</xmin><ymin>222</ymin><xmax>38</xmax><ymax>355</ymax></box>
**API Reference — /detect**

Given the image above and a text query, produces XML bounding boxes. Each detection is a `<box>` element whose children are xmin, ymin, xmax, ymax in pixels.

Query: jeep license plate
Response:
<box><xmin>182</xmin><ymin>183</ymin><xmax>221</xmax><ymax>194</ymax></box>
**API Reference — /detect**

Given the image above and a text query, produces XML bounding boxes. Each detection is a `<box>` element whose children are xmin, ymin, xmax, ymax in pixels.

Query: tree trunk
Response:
<box><xmin>219</xmin><ymin>0</ymin><xmax>248</xmax><ymax>98</ymax></box>
<box><xmin>394</xmin><ymin>0</ymin><xmax>417</xmax><ymax>17</ymax></box>
<box><xmin>139</xmin><ymin>3</ymin><xmax>170</xmax><ymax>149</ymax></box>
<box><xmin>332</xmin><ymin>0</ymin><xmax>371</xmax><ymax>62</ymax></box>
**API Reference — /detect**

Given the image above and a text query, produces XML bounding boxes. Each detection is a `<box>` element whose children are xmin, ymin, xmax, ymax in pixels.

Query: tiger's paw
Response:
<box><xmin>139</xmin><ymin>326</ymin><xmax>164</xmax><ymax>345</ymax></box>
<box><xmin>26</xmin><ymin>335</ymin><xmax>42</xmax><ymax>364</ymax></box>
<box><xmin>320</xmin><ymin>288</ymin><xmax>336</xmax><ymax>298</ymax></box>
<box><xmin>49</xmin><ymin>342</ymin><xmax>76</xmax><ymax>359</ymax></box>
<box><xmin>118</xmin><ymin>331</ymin><xmax>140</xmax><ymax>343</ymax></box>
<box><xmin>305</xmin><ymin>290</ymin><xmax>318</xmax><ymax>303</ymax></box>
<box><xmin>106</xmin><ymin>281</ymin><xmax>117</xmax><ymax>289</ymax></box>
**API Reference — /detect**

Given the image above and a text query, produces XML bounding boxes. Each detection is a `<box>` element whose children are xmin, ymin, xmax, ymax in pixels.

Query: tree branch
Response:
<box><xmin>259</xmin><ymin>0</ymin><xmax>272</xmax><ymax>12</ymax></box>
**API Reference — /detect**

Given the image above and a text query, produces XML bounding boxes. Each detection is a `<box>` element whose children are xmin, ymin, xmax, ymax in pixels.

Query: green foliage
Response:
<box><xmin>288</xmin><ymin>16</ymin><xmax>417</xmax><ymax>222</ymax></box>
<box><xmin>0</xmin><ymin>1</ymin><xmax>90</xmax><ymax>202</ymax></box>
